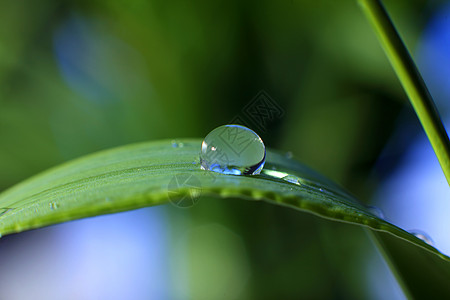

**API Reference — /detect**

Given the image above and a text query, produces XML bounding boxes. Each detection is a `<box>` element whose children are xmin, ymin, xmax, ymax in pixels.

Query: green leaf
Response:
<box><xmin>369</xmin><ymin>230</ymin><xmax>450</xmax><ymax>298</ymax></box>
<box><xmin>0</xmin><ymin>139</ymin><xmax>449</xmax><ymax>297</ymax></box>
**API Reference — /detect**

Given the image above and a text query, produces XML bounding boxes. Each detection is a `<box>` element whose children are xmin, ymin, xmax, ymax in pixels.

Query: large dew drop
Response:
<box><xmin>200</xmin><ymin>124</ymin><xmax>266</xmax><ymax>175</ymax></box>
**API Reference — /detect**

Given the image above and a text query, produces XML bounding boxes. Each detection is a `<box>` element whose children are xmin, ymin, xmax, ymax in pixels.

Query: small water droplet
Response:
<box><xmin>299</xmin><ymin>180</ymin><xmax>335</xmax><ymax>196</ymax></box>
<box><xmin>200</xmin><ymin>124</ymin><xmax>266</xmax><ymax>175</ymax></box>
<box><xmin>410</xmin><ymin>230</ymin><xmax>434</xmax><ymax>246</ymax></box>
<box><xmin>282</xmin><ymin>174</ymin><xmax>301</xmax><ymax>185</ymax></box>
<box><xmin>171</xmin><ymin>140</ymin><xmax>184</xmax><ymax>148</ymax></box>
<box><xmin>285</xmin><ymin>151</ymin><xmax>293</xmax><ymax>159</ymax></box>
<box><xmin>0</xmin><ymin>208</ymin><xmax>13</xmax><ymax>217</ymax></box>
<box><xmin>366</xmin><ymin>205</ymin><xmax>385</xmax><ymax>219</ymax></box>
<box><xmin>49</xmin><ymin>202</ymin><xmax>58</xmax><ymax>210</ymax></box>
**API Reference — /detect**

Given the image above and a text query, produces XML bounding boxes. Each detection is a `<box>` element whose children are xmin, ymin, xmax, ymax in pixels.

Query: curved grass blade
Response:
<box><xmin>0</xmin><ymin>139</ymin><xmax>444</xmax><ymax>256</ymax></box>
<box><xmin>0</xmin><ymin>139</ymin><xmax>449</xmax><ymax>297</ymax></box>
<box><xmin>358</xmin><ymin>0</ymin><xmax>450</xmax><ymax>185</ymax></box>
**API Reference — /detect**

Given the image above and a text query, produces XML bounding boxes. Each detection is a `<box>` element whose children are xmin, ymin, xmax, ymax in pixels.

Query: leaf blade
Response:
<box><xmin>0</xmin><ymin>139</ymin><xmax>445</xmax><ymax>260</ymax></box>
<box><xmin>1</xmin><ymin>138</ymin><xmax>449</xmax><ymax>297</ymax></box>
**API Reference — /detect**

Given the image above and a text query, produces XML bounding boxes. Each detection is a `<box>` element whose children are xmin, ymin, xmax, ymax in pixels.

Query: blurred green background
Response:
<box><xmin>0</xmin><ymin>0</ymin><xmax>446</xmax><ymax>299</ymax></box>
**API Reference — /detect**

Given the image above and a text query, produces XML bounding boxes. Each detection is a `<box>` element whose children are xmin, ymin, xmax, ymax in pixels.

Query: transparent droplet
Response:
<box><xmin>0</xmin><ymin>208</ymin><xmax>13</xmax><ymax>217</ymax></box>
<box><xmin>302</xmin><ymin>179</ymin><xmax>335</xmax><ymax>195</ymax></box>
<box><xmin>200</xmin><ymin>124</ymin><xmax>266</xmax><ymax>175</ymax></box>
<box><xmin>49</xmin><ymin>202</ymin><xmax>58</xmax><ymax>210</ymax></box>
<box><xmin>410</xmin><ymin>230</ymin><xmax>434</xmax><ymax>246</ymax></box>
<box><xmin>366</xmin><ymin>205</ymin><xmax>385</xmax><ymax>219</ymax></box>
<box><xmin>282</xmin><ymin>175</ymin><xmax>301</xmax><ymax>185</ymax></box>
<box><xmin>171</xmin><ymin>140</ymin><xmax>184</xmax><ymax>148</ymax></box>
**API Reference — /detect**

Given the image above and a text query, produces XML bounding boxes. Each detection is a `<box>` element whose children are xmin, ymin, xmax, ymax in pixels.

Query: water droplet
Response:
<box><xmin>282</xmin><ymin>175</ymin><xmax>301</xmax><ymax>185</ymax></box>
<box><xmin>410</xmin><ymin>230</ymin><xmax>434</xmax><ymax>246</ymax></box>
<box><xmin>200</xmin><ymin>124</ymin><xmax>266</xmax><ymax>175</ymax></box>
<box><xmin>171</xmin><ymin>140</ymin><xmax>184</xmax><ymax>148</ymax></box>
<box><xmin>285</xmin><ymin>151</ymin><xmax>293</xmax><ymax>159</ymax></box>
<box><xmin>0</xmin><ymin>208</ymin><xmax>13</xmax><ymax>217</ymax></box>
<box><xmin>49</xmin><ymin>202</ymin><xmax>58</xmax><ymax>210</ymax></box>
<box><xmin>366</xmin><ymin>205</ymin><xmax>385</xmax><ymax>219</ymax></box>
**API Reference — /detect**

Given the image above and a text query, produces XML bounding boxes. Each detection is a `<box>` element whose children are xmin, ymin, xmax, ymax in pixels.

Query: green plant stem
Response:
<box><xmin>358</xmin><ymin>0</ymin><xmax>450</xmax><ymax>185</ymax></box>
